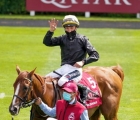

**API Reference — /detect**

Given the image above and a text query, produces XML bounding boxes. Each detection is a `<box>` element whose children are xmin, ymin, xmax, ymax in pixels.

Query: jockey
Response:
<box><xmin>35</xmin><ymin>81</ymin><xmax>89</xmax><ymax>120</ymax></box>
<box><xmin>43</xmin><ymin>15</ymin><xmax>99</xmax><ymax>103</ymax></box>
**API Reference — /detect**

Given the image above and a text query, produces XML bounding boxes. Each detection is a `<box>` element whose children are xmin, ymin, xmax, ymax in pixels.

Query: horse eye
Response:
<box><xmin>23</xmin><ymin>86</ymin><xmax>28</xmax><ymax>91</ymax></box>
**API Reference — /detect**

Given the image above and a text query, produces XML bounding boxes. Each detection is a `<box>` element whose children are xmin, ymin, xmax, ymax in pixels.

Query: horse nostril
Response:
<box><xmin>9</xmin><ymin>106</ymin><xmax>18</xmax><ymax>115</ymax></box>
<box><xmin>13</xmin><ymin>106</ymin><xmax>18</xmax><ymax>112</ymax></box>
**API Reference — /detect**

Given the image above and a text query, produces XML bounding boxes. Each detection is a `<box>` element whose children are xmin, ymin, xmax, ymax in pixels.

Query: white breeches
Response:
<box><xmin>45</xmin><ymin>64</ymin><xmax>82</xmax><ymax>86</ymax></box>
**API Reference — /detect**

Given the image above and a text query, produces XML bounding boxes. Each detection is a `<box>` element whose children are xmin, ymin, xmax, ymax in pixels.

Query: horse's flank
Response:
<box><xmin>83</xmin><ymin>65</ymin><xmax>124</xmax><ymax>119</ymax></box>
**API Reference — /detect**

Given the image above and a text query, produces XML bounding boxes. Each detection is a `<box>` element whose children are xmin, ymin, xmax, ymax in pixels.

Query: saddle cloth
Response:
<box><xmin>78</xmin><ymin>72</ymin><xmax>102</xmax><ymax>109</ymax></box>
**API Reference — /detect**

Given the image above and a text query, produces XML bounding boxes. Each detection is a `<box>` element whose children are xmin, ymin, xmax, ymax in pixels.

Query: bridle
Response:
<box><xmin>12</xmin><ymin>77</ymin><xmax>47</xmax><ymax>120</ymax></box>
<box><xmin>12</xmin><ymin>74</ymin><xmax>62</xmax><ymax>119</ymax></box>
<box><xmin>13</xmin><ymin>77</ymin><xmax>37</xmax><ymax>108</ymax></box>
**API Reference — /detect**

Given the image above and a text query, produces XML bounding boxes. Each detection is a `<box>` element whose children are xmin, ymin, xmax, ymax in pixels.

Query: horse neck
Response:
<box><xmin>42</xmin><ymin>77</ymin><xmax>61</xmax><ymax>107</ymax></box>
<box><xmin>31</xmin><ymin>74</ymin><xmax>46</xmax><ymax>99</ymax></box>
<box><xmin>31</xmin><ymin>75</ymin><xmax>61</xmax><ymax>107</ymax></box>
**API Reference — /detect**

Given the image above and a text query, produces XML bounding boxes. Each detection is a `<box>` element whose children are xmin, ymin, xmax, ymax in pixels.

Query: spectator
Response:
<box><xmin>35</xmin><ymin>81</ymin><xmax>89</xmax><ymax>120</ymax></box>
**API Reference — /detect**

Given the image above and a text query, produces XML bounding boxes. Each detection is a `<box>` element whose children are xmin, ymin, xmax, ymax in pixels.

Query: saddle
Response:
<box><xmin>49</xmin><ymin>71</ymin><xmax>102</xmax><ymax>109</ymax></box>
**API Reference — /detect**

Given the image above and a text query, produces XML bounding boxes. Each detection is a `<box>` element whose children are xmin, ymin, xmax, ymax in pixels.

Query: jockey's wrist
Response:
<box><xmin>38</xmin><ymin>102</ymin><xmax>43</xmax><ymax>107</ymax></box>
<box><xmin>49</xmin><ymin>29</ymin><xmax>54</xmax><ymax>32</ymax></box>
<box><xmin>82</xmin><ymin>60</ymin><xmax>86</xmax><ymax>66</ymax></box>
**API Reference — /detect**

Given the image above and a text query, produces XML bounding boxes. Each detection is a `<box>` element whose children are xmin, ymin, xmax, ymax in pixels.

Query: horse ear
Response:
<box><xmin>28</xmin><ymin>68</ymin><xmax>37</xmax><ymax>79</ymax></box>
<box><xmin>16</xmin><ymin>65</ymin><xmax>21</xmax><ymax>75</ymax></box>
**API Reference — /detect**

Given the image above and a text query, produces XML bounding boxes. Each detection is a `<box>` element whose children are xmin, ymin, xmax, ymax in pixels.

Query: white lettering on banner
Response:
<box><xmin>94</xmin><ymin>0</ymin><xmax>111</xmax><ymax>5</ymax></box>
<box><xmin>114</xmin><ymin>0</ymin><xmax>131</xmax><ymax>5</ymax></box>
<box><xmin>41</xmin><ymin>0</ymin><xmax>71</xmax><ymax>8</ymax></box>
<box><xmin>60</xmin><ymin>0</ymin><xmax>78</xmax><ymax>4</ymax></box>
<box><xmin>94</xmin><ymin>0</ymin><xmax>131</xmax><ymax>5</ymax></box>
<box><xmin>82</xmin><ymin>0</ymin><xmax>90</xmax><ymax>4</ymax></box>
<box><xmin>93</xmin><ymin>0</ymin><xmax>111</xmax><ymax>5</ymax></box>
<box><xmin>41</xmin><ymin>0</ymin><xmax>132</xmax><ymax>8</ymax></box>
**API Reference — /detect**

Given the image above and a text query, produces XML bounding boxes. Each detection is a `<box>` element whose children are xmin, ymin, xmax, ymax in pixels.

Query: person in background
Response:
<box><xmin>43</xmin><ymin>15</ymin><xmax>99</xmax><ymax>102</ymax></box>
<box><xmin>35</xmin><ymin>81</ymin><xmax>89</xmax><ymax>120</ymax></box>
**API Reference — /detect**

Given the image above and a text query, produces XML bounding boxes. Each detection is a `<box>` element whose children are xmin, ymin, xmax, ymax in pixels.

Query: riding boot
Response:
<box><xmin>77</xmin><ymin>84</ymin><xmax>88</xmax><ymax>104</ymax></box>
<box><xmin>82</xmin><ymin>87</ymin><xmax>89</xmax><ymax>104</ymax></box>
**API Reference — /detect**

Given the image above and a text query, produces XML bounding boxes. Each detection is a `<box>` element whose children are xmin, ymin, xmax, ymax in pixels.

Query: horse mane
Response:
<box><xmin>110</xmin><ymin>65</ymin><xmax>124</xmax><ymax>81</ymax></box>
<box><xmin>32</xmin><ymin>75</ymin><xmax>58</xmax><ymax>96</ymax></box>
<box><xmin>33</xmin><ymin>73</ymin><xmax>47</xmax><ymax>95</ymax></box>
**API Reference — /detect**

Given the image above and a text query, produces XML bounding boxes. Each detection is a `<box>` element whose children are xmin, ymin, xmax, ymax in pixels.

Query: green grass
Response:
<box><xmin>0</xmin><ymin>15</ymin><xmax>140</xmax><ymax>22</ymax></box>
<box><xmin>0</xmin><ymin>26</ymin><xmax>140</xmax><ymax>120</ymax></box>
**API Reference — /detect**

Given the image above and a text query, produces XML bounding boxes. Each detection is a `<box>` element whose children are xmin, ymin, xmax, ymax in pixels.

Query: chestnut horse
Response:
<box><xmin>9</xmin><ymin>65</ymin><xmax>124</xmax><ymax>120</ymax></box>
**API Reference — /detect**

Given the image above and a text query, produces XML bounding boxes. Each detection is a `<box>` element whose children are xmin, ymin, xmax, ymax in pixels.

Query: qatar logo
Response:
<box><xmin>68</xmin><ymin>112</ymin><xmax>75</xmax><ymax>120</ymax></box>
<box><xmin>41</xmin><ymin>0</ymin><xmax>132</xmax><ymax>8</ymax></box>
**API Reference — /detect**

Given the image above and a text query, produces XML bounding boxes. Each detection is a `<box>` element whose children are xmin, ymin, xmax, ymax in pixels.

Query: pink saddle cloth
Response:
<box><xmin>78</xmin><ymin>72</ymin><xmax>102</xmax><ymax>109</ymax></box>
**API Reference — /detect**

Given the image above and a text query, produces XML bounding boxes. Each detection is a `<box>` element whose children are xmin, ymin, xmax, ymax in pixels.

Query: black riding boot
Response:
<box><xmin>77</xmin><ymin>84</ymin><xmax>88</xmax><ymax>104</ymax></box>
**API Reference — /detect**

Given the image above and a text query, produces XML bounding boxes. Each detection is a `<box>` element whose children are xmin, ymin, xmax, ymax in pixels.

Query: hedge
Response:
<box><xmin>0</xmin><ymin>0</ymin><xmax>26</xmax><ymax>14</ymax></box>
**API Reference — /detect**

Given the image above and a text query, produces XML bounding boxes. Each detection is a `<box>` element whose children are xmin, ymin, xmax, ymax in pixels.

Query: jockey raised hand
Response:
<box><xmin>49</xmin><ymin>18</ymin><xmax>58</xmax><ymax>32</ymax></box>
<box><xmin>43</xmin><ymin>15</ymin><xmax>99</xmax><ymax>103</ymax></box>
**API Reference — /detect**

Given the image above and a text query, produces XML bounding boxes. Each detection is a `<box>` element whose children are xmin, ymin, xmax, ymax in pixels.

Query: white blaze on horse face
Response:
<box><xmin>12</xmin><ymin>83</ymin><xmax>20</xmax><ymax>106</ymax></box>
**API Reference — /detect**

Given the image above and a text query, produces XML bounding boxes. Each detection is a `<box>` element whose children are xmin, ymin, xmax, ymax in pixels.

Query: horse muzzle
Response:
<box><xmin>9</xmin><ymin>105</ymin><xmax>20</xmax><ymax>116</ymax></box>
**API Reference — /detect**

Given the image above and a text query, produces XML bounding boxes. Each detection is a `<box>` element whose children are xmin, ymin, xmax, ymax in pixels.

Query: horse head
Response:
<box><xmin>9</xmin><ymin>66</ymin><xmax>37</xmax><ymax>116</ymax></box>
<box><xmin>9</xmin><ymin>66</ymin><xmax>60</xmax><ymax>120</ymax></box>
